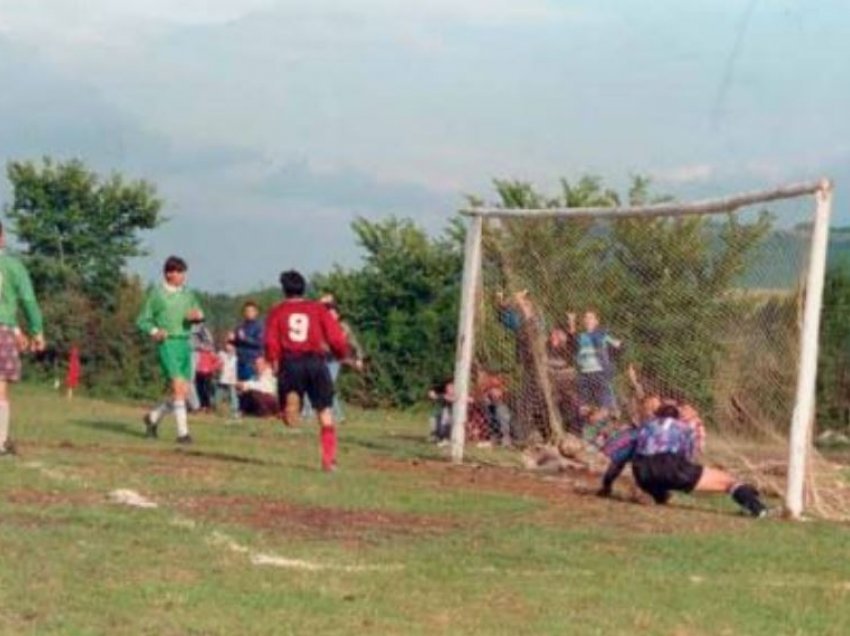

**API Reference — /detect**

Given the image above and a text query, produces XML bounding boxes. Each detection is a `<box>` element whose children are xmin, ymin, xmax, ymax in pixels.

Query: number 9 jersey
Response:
<box><xmin>264</xmin><ymin>298</ymin><xmax>350</xmax><ymax>364</ymax></box>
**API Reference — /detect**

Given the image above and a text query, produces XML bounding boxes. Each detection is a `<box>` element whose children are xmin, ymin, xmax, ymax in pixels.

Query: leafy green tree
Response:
<box><xmin>314</xmin><ymin>217</ymin><xmax>463</xmax><ymax>406</ymax></box>
<box><xmin>5</xmin><ymin>158</ymin><xmax>163</xmax><ymax>302</ymax></box>
<box><xmin>818</xmin><ymin>266</ymin><xmax>850</xmax><ymax>430</ymax></box>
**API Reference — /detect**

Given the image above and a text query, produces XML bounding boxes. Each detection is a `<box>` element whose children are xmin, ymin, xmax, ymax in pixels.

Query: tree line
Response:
<box><xmin>2</xmin><ymin>157</ymin><xmax>848</xmax><ymax>430</ymax></box>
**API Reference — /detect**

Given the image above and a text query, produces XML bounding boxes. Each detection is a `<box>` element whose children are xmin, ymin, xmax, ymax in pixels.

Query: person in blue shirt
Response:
<box><xmin>569</xmin><ymin>309</ymin><xmax>621</xmax><ymax>412</ymax></box>
<box><xmin>232</xmin><ymin>300</ymin><xmax>264</xmax><ymax>382</ymax></box>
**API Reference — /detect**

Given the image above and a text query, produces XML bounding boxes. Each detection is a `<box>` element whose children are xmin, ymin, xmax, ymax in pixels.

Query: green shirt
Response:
<box><xmin>136</xmin><ymin>283</ymin><xmax>202</xmax><ymax>339</ymax></box>
<box><xmin>0</xmin><ymin>251</ymin><xmax>43</xmax><ymax>335</ymax></box>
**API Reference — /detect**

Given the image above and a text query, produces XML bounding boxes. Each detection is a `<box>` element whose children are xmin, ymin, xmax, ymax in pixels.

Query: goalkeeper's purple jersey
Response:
<box><xmin>635</xmin><ymin>417</ymin><xmax>696</xmax><ymax>460</ymax></box>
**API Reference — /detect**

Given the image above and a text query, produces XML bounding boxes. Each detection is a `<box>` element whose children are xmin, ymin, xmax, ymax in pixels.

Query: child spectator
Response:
<box><xmin>217</xmin><ymin>338</ymin><xmax>239</xmax><ymax>419</ymax></box>
<box><xmin>475</xmin><ymin>369</ymin><xmax>513</xmax><ymax>447</ymax></box>
<box><xmin>679</xmin><ymin>401</ymin><xmax>706</xmax><ymax>458</ymax></box>
<box><xmin>428</xmin><ymin>379</ymin><xmax>455</xmax><ymax>445</ymax></box>
<box><xmin>192</xmin><ymin>320</ymin><xmax>218</xmax><ymax>412</ymax></box>
<box><xmin>569</xmin><ymin>309</ymin><xmax>622</xmax><ymax>412</ymax></box>
<box><xmin>237</xmin><ymin>356</ymin><xmax>278</xmax><ymax>417</ymax></box>
<box><xmin>233</xmin><ymin>300</ymin><xmax>264</xmax><ymax>382</ymax></box>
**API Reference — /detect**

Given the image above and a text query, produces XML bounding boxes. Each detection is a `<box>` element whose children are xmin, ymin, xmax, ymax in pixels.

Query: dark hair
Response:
<box><xmin>279</xmin><ymin>270</ymin><xmax>306</xmax><ymax>297</ymax></box>
<box><xmin>243</xmin><ymin>300</ymin><xmax>259</xmax><ymax>311</ymax></box>
<box><xmin>164</xmin><ymin>256</ymin><xmax>187</xmax><ymax>274</ymax></box>
<box><xmin>655</xmin><ymin>404</ymin><xmax>680</xmax><ymax>419</ymax></box>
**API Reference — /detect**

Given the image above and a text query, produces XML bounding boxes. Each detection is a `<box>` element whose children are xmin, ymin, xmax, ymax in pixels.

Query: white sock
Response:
<box><xmin>0</xmin><ymin>401</ymin><xmax>9</xmax><ymax>447</ymax></box>
<box><xmin>174</xmin><ymin>401</ymin><xmax>189</xmax><ymax>438</ymax></box>
<box><xmin>149</xmin><ymin>400</ymin><xmax>173</xmax><ymax>424</ymax></box>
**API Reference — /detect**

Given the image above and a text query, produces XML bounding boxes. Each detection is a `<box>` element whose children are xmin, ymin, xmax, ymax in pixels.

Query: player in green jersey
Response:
<box><xmin>137</xmin><ymin>256</ymin><xmax>204</xmax><ymax>444</ymax></box>
<box><xmin>0</xmin><ymin>222</ymin><xmax>45</xmax><ymax>456</ymax></box>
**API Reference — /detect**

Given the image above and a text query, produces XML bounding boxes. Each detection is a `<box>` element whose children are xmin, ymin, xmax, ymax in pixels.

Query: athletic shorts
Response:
<box><xmin>157</xmin><ymin>337</ymin><xmax>193</xmax><ymax>381</ymax></box>
<box><xmin>278</xmin><ymin>355</ymin><xmax>334</xmax><ymax>412</ymax></box>
<box><xmin>0</xmin><ymin>326</ymin><xmax>22</xmax><ymax>382</ymax></box>
<box><xmin>632</xmin><ymin>453</ymin><xmax>704</xmax><ymax>502</ymax></box>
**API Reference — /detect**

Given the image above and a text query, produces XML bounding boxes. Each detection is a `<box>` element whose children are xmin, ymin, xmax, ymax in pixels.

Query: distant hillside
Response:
<box><xmin>738</xmin><ymin>227</ymin><xmax>850</xmax><ymax>289</ymax></box>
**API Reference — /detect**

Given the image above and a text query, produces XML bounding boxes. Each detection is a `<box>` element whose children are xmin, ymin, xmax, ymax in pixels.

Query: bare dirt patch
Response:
<box><xmin>369</xmin><ymin>456</ymin><xmax>753</xmax><ymax>534</ymax></box>
<box><xmin>171</xmin><ymin>493</ymin><xmax>457</xmax><ymax>543</ymax></box>
<box><xmin>3</xmin><ymin>488</ymin><xmax>101</xmax><ymax>506</ymax></box>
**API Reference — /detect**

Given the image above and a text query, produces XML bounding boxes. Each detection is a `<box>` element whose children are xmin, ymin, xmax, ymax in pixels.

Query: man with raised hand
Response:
<box><xmin>0</xmin><ymin>221</ymin><xmax>45</xmax><ymax>456</ymax></box>
<box><xmin>265</xmin><ymin>270</ymin><xmax>348</xmax><ymax>471</ymax></box>
<box><xmin>137</xmin><ymin>256</ymin><xmax>204</xmax><ymax>445</ymax></box>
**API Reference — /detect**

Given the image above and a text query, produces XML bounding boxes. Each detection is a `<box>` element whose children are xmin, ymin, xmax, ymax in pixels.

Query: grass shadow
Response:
<box><xmin>175</xmin><ymin>448</ymin><xmax>268</xmax><ymax>466</ymax></box>
<box><xmin>69</xmin><ymin>419</ymin><xmax>146</xmax><ymax>439</ymax></box>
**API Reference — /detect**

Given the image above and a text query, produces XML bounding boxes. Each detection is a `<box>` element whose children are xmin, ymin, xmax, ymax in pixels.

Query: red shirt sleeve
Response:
<box><xmin>264</xmin><ymin>305</ymin><xmax>282</xmax><ymax>364</ymax></box>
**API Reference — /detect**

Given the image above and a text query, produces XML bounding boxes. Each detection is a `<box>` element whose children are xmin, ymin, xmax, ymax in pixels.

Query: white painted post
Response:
<box><xmin>451</xmin><ymin>214</ymin><xmax>484</xmax><ymax>464</ymax></box>
<box><xmin>786</xmin><ymin>180</ymin><xmax>833</xmax><ymax>518</ymax></box>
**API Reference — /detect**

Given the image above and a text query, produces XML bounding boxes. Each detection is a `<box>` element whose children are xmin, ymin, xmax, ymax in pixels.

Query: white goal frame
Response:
<box><xmin>451</xmin><ymin>178</ymin><xmax>833</xmax><ymax>519</ymax></box>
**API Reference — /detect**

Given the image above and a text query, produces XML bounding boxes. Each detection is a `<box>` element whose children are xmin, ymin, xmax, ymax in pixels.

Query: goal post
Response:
<box><xmin>451</xmin><ymin>178</ymin><xmax>834</xmax><ymax>519</ymax></box>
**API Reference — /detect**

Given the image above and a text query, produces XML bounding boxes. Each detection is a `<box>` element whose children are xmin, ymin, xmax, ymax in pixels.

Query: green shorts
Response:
<box><xmin>158</xmin><ymin>337</ymin><xmax>192</xmax><ymax>381</ymax></box>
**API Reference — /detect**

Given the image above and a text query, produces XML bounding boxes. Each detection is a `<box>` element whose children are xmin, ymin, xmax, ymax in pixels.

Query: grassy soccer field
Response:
<box><xmin>0</xmin><ymin>386</ymin><xmax>848</xmax><ymax>635</ymax></box>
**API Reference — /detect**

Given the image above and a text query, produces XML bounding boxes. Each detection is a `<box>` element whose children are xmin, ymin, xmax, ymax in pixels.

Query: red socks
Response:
<box><xmin>320</xmin><ymin>426</ymin><xmax>337</xmax><ymax>470</ymax></box>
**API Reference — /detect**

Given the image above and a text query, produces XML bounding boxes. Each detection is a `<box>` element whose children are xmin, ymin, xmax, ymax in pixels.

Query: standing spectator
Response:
<box><xmin>217</xmin><ymin>337</ymin><xmax>240</xmax><ymax>420</ymax></box>
<box><xmin>192</xmin><ymin>320</ymin><xmax>218</xmax><ymax>412</ymax></box>
<box><xmin>136</xmin><ymin>255</ymin><xmax>203</xmax><ymax>444</ymax></box>
<box><xmin>0</xmin><ymin>221</ymin><xmax>45</xmax><ymax>456</ymax></box>
<box><xmin>568</xmin><ymin>309</ymin><xmax>622</xmax><ymax>412</ymax></box>
<box><xmin>319</xmin><ymin>294</ymin><xmax>364</xmax><ymax>423</ymax></box>
<box><xmin>233</xmin><ymin>301</ymin><xmax>264</xmax><ymax>382</ymax></box>
<box><xmin>66</xmin><ymin>345</ymin><xmax>81</xmax><ymax>400</ymax></box>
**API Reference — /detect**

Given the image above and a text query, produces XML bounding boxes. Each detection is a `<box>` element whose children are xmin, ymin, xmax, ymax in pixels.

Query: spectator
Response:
<box><xmin>192</xmin><ymin>320</ymin><xmax>218</xmax><ymax>412</ymax></box>
<box><xmin>217</xmin><ymin>337</ymin><xmax>240</xmax><ymax>420</ymax></box>
<box><xmin>319</xmin><ymin>294</ymin><xmax>365</xmax><ymax>423</ymax></box>
<box><xmin>233</xmin><ymin>301</ymin><xmax>264</xmax><ymax>382</ymax></box>
<box><xmin>237</xmin><ymin>356</ymin><xmax>278</xmax><ymax>417</ymax></box>
<box><xmin>428</xmin><ymin>379</ymin><xmax>455</xmax><ymax>445</ymax></box>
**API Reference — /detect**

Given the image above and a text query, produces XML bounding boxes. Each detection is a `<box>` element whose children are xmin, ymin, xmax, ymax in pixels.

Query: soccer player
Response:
<box><xmin>599</xmin><ymin>402</ymin><xmax>768</xmax><ymax>517</ymax></box>
<box><xmin>136</xmin><ymin>256</ymin><xmax>204</xmax><ymax>444</ymax></box>
<box><xmin>0</xmin><ymin>222</ymin><xmax>45</xmax><ymax>456</ymax></box>
<box><xmin>265</xmin><ymin>270</ymin><xmax>348</xmax><ymax>471</ymax></box>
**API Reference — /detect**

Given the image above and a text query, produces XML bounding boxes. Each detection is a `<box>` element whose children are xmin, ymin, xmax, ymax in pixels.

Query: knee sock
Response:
<box><xmin>149</xmin><ymin>400</ymin><xmax>173</xmax><ymax>424</ymax></box>
<box><xmin>730</xmin><ymin>483</ymin><xmax>766</xmax><ymax>516</ymax></box>
<box><xmin>320</xmin><ymin>426</ymin><xmax>337</xmax><ymax>468</ymax></box>
<box><xmin>174</xmin><ymin>401</ymin><xmax>189</xmax><ymax>438</ymax></box>
<box><xmin>0</xmin><ymin>400</ymin><xmax>9</xmax><ymax>447</ymax></box>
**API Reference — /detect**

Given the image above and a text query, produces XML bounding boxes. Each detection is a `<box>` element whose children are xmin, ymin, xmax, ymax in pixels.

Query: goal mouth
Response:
<box><xmin>451</xmin><ymin>178</ymin><xmax>846</xmax><ymax>520</ymax></box>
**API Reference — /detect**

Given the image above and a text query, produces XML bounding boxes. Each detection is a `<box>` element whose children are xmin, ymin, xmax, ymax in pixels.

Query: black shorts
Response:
<box><xmin>632</xmin><ymin>453</ymin><xmax>704</xmax><ymax>503</ymax></box>
<box><xmin>278</xmin><ymin>355</ymin><xmax>335</xmax><ymax>412</ymax></box>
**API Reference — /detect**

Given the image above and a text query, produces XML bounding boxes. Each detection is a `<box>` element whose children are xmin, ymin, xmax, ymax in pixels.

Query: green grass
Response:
<box><xmin>1</xmin><ymin>385</ymin><xmax>849</xmax><ymax>635</ymax></box>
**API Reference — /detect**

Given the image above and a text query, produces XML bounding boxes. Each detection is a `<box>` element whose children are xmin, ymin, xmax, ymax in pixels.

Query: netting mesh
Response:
<box><xmin>465</xmin><ymin>196</ymin><xmax>850</xmax><ymax>520</ymax></box>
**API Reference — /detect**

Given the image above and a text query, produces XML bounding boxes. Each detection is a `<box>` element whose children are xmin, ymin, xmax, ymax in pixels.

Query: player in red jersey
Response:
<box><xmin>265</xmin><ymin>270</ymin><xmax>349</xmax><ymax>471</ymax></box>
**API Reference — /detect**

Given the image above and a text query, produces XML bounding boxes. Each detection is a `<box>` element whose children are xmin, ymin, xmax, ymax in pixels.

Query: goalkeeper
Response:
<box><xmin>598</xmin><ymin>402</ymin><xmax>768</xmax><ymax>517</ymax></box>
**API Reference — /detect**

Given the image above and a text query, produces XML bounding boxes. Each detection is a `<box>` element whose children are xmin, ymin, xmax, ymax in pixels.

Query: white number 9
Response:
<box><xmin>288</xmin><ymin>313</ymin><xmax>309</xmax><ymax>343</ymax></box>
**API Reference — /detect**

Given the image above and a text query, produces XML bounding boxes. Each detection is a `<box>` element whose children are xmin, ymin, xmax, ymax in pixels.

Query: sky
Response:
<box><xmin>0</xmin><ymin>0</ymin><xmax>847</xmax><ymax>291</ymax></box>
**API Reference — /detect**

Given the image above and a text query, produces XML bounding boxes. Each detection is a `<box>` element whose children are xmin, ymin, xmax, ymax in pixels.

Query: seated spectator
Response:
<box><xmin>476</xmin><ymin>369</ymin><xmax>513</xmax><ymax>447</ymax></box>
<box><xmin>236</xmin><ymin>356</ymin><xmax>278</xmax><ymax>418</ymax></box>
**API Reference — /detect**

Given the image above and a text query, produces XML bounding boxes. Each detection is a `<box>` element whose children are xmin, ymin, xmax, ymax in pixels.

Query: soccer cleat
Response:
<box><xmin>176</xmin><ymin>434</ymin><xmax>193</xmax><ymax>445</ymax></box>
<box><xmin>284</xmin><ymin>392</ymin><xmax>301</xmax><ymax>426</ymax></box>
<box><xmin>0</xmin><ymin>439</ymin><xmax>16</xmax><ymax>456</ymax></box>
<box><xmin>322</xmin><ymin>462</ymin><xmax>338</xmax><ymax>473</ymax></box>
<box><xmin>143</xmin><ymin>413</ymin><xmax>159</xmax><ymax>439</ymax></box>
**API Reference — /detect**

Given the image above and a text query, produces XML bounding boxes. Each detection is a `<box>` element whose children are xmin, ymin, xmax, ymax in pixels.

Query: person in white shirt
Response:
<box><xmin>217</xmin><ymin>338</ymin><xmax>240</xmax><ymax>419</ymax></box>
<box><xmin>236</xmin><ymin>356</ymin><xmax>278</xmax><ymax>417</ymax></box>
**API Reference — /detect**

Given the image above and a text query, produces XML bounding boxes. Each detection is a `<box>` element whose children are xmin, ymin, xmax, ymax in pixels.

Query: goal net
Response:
<box><xmin>452</xmin><ymin>179</ymin><xmax>848</xmax><ymax>520</ymax></box>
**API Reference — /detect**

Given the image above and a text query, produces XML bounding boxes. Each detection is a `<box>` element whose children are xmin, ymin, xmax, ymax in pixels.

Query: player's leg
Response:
<box><xmin>307</xmin><ymin>358</ymin><xmax>338</xmax><ymax>471</ymax></box>
<box><xmin>694</xmin><ymin>466</ymin><xmax>767</xmax><ymax>517</ymax></box>
<box><xmin>0</xmin><ymin>326</ymin><xmax>22</xmax><ymax>455</ymax></box>
<box><xmin>172</xmin><ymin>377</ymin><xmax>192</xmax><ymax>443</ymax></box>
<box><xmin>0</xmin><ymin>380</ymin><xmax>11</xmax><ymax>455</ymax></box>
<box><xmin>278</xmin><ymin>360</ymin><xmax>303</xmax><ymax>426</ymax></box>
